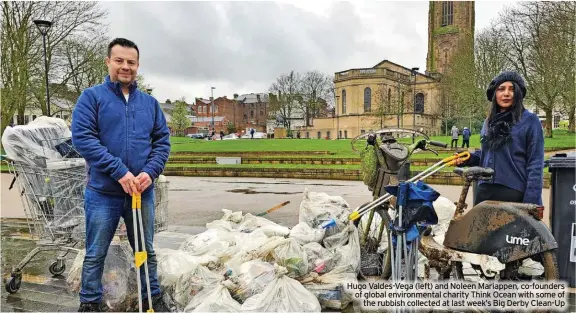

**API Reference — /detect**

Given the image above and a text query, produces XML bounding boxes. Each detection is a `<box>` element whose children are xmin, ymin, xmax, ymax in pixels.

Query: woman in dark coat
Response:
<box><xmin>458</xmin><ymin>71</ymin><xmax>545</xmax><ymax>206</ymax></box>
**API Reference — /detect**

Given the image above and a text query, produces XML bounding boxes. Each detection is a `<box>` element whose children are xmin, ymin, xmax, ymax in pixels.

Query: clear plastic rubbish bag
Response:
<box><xmin>173</xmin><ymin>264</ymin><xmax>223</xmax><ymax>311</ymax></box>
<box><xmin>240</xmin><ymin>265</ymin><xmax>321</xmax><ymax>312</ymax></box>
<box><xmin>225</xmin><ymin>235</ymin><xmax>284</xmax><ymax>276</ymax></box>
<box><xmin>228</xmin><ymin>259</ymin><xmax>276</xmax><ymax>303</ymax></box>
<box><xmin>184</xmin><ymin>281</ymin><xmax>241</xmax><ymax>313</ymax></box>
<box><xmin>156</xmin><ymin>248</ymin><xmax>200</xmax><ymax>288</ymax></box>
<box><xmin>67</xmin><ymin>241</ymin><xmax>138</xmax><ymax>312</ymax></box>
<box><xmin>238</xmin><ymin>213</ymin><xmax>291</xmax><ymax>237</ymax></box>
<box><xmin>298</xmin><ymin>189</ymin><xmax>351</xmax><ymax>235</ymax></box>
<box><xmin>302</xmin><ymin>242</ymin><xmax>339</xmax><ymax>274</ymax></box>
<box><xmin>289</xmin><ymin>222</ymin><xmax>325</xmax><ymax>245</ymax></box>
<box><xmin>179</xmin><ymin>229</ymin><xmax>237</xmax><ymax>259</ymax></box>
<box><xmin>1</xmin><ymin>116</ymin><xmax>72</xmax><ymax>166</ymax></box>
<box><xmin>272</xmin><ymin>238</ymin><xmax>309</xmax><ymax>279</ymax></box>
<box><xmin>301</xmin><ymin>266</ymin><xmax>357</xmax><ymax>310</ymax></box>
<box><xmin>330</xmin><ymin>224</ymin><xmax>361</xmax><ymax>274</ymax></box>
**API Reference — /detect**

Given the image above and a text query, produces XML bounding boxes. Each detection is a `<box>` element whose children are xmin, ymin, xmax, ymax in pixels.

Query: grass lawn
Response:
<box><xmin>170</xmin><ymin>130</ymin><xmax>574</xmax><ymax>156</ymax></box>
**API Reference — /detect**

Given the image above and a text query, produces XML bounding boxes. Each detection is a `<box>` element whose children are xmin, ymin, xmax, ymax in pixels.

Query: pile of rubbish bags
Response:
<box><xmin>68</xmin><ymin>189</ymin><xmax>360</xmax><ymax>312</ymax></box>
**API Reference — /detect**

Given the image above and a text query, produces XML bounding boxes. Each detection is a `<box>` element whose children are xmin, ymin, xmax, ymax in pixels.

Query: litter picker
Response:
<box><xmin>132</xmin><ymin>192</ymin><xmax>154</xmax><ymax>312</ymax></box>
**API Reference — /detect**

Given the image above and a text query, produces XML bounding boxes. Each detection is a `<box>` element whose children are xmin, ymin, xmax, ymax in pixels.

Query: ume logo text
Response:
<box><xmin>506</xmin><ymin>235</ymin><xmax>529</xmax><ymax>246</ymax></box>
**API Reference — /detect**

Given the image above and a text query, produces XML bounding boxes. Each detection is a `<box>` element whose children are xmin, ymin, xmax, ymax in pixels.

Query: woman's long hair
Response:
<box><xmin>486</xmin><ymin>81</ymin><xmax>525</xmax><ymax>125</ymax></box>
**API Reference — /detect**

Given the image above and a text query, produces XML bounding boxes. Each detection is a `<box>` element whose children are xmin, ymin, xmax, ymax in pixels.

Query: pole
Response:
<box><xmin>412</xmin><ymin>76</ymin><xmax>416</xmax><ymax>143</ymax></box>
<box><xmin>211</xmin><ymin>88</ymin><xmax>215</xmax><ymax>134</ymax></box>
<box><xmin>42</xmin><ymin>34</ymin><xmax>50</xmax><ymax>117</ymax></box>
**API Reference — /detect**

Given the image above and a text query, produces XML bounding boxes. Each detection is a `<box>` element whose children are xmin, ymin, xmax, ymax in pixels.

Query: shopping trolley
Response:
<box><xmin>3</xmin><ymin>139</ymin><xmax>169</xmax><ymax>294</ymax></box>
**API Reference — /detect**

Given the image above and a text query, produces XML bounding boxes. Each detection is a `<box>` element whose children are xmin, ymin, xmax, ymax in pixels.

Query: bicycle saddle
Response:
<box><xmin>453</xmin><ymin>167</ymin><xmax>494</xmax><ymax>180</ymax></box>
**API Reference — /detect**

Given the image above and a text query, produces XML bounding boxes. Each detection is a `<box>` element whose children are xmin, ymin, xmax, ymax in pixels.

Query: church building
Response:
<box><xmin>306</xmin><ymin>1</ymin><xmax>474</xmax><ymax>139</ymax></box>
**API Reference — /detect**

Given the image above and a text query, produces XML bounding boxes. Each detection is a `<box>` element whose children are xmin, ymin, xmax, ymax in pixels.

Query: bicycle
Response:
<box><xmin>349</xmin><ymin>128</ymin><xmax>559</xmax><ymax>287</ymax></box>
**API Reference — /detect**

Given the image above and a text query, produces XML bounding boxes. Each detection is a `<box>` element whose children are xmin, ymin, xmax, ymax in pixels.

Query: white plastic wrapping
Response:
<box><xmin>240</xmin><ymin>265</ymin><xmax>322</xmax><ymax>312</ymax></box>
<box><xmin>272</xmin><ymin>238</ymin><xmax>309</xmax><ymax>279</ymax></box>
<box><xmin>67</xmin><ymin>241</ymin><xmax>138</xmax><ymax>311</ymax></box>
<box><xmin>302</xmin><ymin>242</ymin><xmax>339</xmax><ymax>274</ymax></box>
<box><xmin>184</xmin><ymin>281</ymin><xmax>242</xmax><ymax>313</ymax></box>
<box><xmin>179</xmin><ymin>229</ymin><xmax>237</xmax><ymax>260</ymax></box>
<box><xmin>289</xmin><ymin>222</ymin><xmax>325</xmax><ymax>245</ymax></box>
<box><xmin>1</xmin><ymin>116</ymin><xmax>73</xmax><ymax>167</ymax></box>
<box><xmin>225</xmin><ymin>235</ymin><xmax>285</xmax><ymax>276</ymax></box>
<box><xmin>227</xmin><ymin>259</ymin><xmax>277</xmax><ymax>303</ymax></box>
<box><xmin>298</xmin><ymin>189</ymin><xmax>351</xmax><ymax>235</ymax></box>
<box><xmin>301</xmin><ymin>266</ymin><xmax>357</xmax><ymax>310</ymax></box>
<box><xmin>330</xmin><ymin>224</ymin><xmax>361</xmax><ymax>274</ymax></box>
<box><xmin>238</xmin><ymin>213</ymin><xmax>291</xmax><ymax>237</ymax></box>
<box><xmin>156</xmin><ymin>248</ymin><xmax>200</xmax><ymax>288</ymax></box>
<box><xmin>173</xmin><ymin>264</ymin><xmax>223</xmax><ymax>311</ymax></box>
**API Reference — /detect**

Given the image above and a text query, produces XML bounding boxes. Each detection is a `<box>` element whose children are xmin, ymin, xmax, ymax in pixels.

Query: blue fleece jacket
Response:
<box><xmin>71</xmin><ymin>75</ymin><xmax>171</xmax><ymax>195</ymax></box>
<box><xmin>466</xmin><ymin>109</ymin><xmax>544</xmax><ymax>205</ymax></box>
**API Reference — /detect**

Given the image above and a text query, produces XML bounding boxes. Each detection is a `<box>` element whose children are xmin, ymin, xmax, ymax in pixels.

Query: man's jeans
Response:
<box><xmin>79</xmin><ymin>187</ymin><xmax>160</xmax><ymax>303</ymax></box>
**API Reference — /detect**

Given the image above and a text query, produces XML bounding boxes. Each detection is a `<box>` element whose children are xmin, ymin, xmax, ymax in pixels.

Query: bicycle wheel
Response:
<box><xmin>353</xmin><ymin>202</ymin><xmax>392</xmax><ymax>280</ymax></box>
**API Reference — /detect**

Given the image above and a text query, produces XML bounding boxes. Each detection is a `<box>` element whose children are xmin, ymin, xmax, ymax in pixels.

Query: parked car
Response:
<box><xmin>222</xmin><ymin>134</ymin><xmax>239</xmax><ymax>140</ymax></box>
<box><xmin>241</xmin><ymin>132</ymin><xmax>267</xmax><ymax>139</ymax></box>
<box><xmin>186</xmin><ymin>133</ymin><xmax>205</xmax><ymax>139</ymax></box>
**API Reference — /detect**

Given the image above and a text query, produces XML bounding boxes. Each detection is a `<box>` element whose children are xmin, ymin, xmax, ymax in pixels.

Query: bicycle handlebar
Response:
<box><xmin>428</xmin><ymin>140</ymin><xmax>448</xmax><ymax>148</ymax></box>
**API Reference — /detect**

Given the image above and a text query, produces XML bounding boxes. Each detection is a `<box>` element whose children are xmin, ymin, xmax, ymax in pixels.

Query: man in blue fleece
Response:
<box><xmin>458</xmin><ymin>71</ymin><xmax>544</xmax><ymax>206</ymax></box>
<box><xmin>71</xmin><ymin>38</ymin><xmax>171</xmax><ymax>312</ymax></box>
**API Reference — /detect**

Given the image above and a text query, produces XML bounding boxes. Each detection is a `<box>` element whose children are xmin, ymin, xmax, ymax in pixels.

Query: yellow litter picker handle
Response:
<box><xmin>442</xmin><ymin>151</ymin><xmax>471</xmax><ymax>166</ymax></box>
<box><xmin>132</xmin><ymin>193</ymin><xmax>147</xmax><ymax>268</ymax></box>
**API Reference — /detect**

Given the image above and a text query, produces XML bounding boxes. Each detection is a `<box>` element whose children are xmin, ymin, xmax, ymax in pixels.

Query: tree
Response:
<box><xmin>268</xmin><ymin>71</ymin><xmax>302</xmax><ymax>130</ymax></box>
<box><xmin>0</xmin><ymin>1</ymin><xmax>108</xmax><ymax>141</ymax></box>
<box><xmin>27</xmin><ymin>1</ymin><xmax>108</xmax><ymax>116</ymax></box>
<box><xmin>169</xmin><ymin>97</ymin><xmax>191</xmax><ymax>136</ymax></box>
<box><xmin>365</xmin><ymin>84</ymin><xmax>401</xmax><ymax>130</ymax></box>
<box><xmin>298</xmin><ymin>71</ymin><xmax>334</xmax><ymax>127</ymax></box>
<box><xmin>497</xmin><ymin>2</ymin><xmax>569</xmax><ymax>137</ymax></box>
<box><xmin>1</xmin><ymin>2</ymin><xmax>37</xmax><ymax>137</ymax></box>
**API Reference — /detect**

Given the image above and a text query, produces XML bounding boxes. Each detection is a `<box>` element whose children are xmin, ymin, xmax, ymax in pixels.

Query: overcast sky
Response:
<box><xmin>100</xmin><ymin>0</ymin><xmax>513</xmax><ymax>103</ymax></box>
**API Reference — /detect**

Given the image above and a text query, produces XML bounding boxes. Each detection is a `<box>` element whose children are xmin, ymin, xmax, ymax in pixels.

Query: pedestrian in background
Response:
<box><xmin>451</xmin><ymin>125</ymin><xmax>459</xmax><ymax>148</ymax></box>
<box><xmin>462</xmin><ymin>127</ymin><xmax>471</xmax><ymax>148</ymax></box>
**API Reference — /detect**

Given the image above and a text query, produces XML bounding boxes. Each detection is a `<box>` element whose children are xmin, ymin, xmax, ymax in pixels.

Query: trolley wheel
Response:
<box><xmin>49</xmin><ymin>261</ymin><xmax>66</xmax><ymax>276</ymax></box>
<box><xmin>5</xmin><ymin>274</ymin><xmax>22</xmax><ymax>294</ymax></box>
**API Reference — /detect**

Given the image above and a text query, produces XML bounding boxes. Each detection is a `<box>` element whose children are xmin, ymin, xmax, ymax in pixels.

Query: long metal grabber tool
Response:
<box><xmin>348</xmin><ymin>151</ymin><xmax>471</xmax><ymax>221</ymax></box>
<box><xmin>132</xmin><ymin>193</ymin><xmax>154</xmax><ymax>313</ymax></box>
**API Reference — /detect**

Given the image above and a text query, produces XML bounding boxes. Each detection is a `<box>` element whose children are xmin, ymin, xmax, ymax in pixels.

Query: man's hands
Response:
<box><xmin>135</xmin><ymin>172</ymin><xmax>152</xmax><ymax>192</ymax></box>
<box><xmin>118</xmin><ymin>171</ymin><xmax>152</xmax><ymax>195</ymax></box>
<box><xmin>119</xmin><ymin>172</ymin><xmax>138</xmax><ymax>195</ymax></box>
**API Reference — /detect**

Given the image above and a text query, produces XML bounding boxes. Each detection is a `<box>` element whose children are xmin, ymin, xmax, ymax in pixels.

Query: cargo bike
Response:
<box><xmin>2</xmin><ymin>137</ymin><xmax>169</xmax><ymax>295</ymax></box>
<box><xmin>349</xmin><ymin>128</ymin><xmax>559</xmax><ymax>294</ymax></box>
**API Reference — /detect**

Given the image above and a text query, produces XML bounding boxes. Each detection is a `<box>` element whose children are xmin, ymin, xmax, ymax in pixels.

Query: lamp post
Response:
<box><xmin>34</xmin><ymin>19</ymin><xmax>53</xmax><ymax>117</ymax></box>
<box><xmin>411</xmin><ymin>67</ymin><xmax>419</xmax><ymax>143</ymax></box>
<box><xmin>211</xmin><ymin>86</ymin><xmax>215</xmax><ymax>134</ymax></box>
<box><xmin>335</xmin><ymin>95</ymin><xmax>340</xmax><ymax>139</ymax></box>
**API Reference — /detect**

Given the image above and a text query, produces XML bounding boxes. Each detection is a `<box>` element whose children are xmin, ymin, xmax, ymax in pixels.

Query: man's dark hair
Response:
<box><xmin>107</xmin><ymin>38</ymin><xmax>139</xmax><ymax>58</ymax></box>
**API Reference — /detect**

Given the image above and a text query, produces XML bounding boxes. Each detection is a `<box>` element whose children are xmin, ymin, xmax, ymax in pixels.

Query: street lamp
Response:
<box><xmin>34</xmin><ymin>19</ymin><xmax>53</xmax><ymax>117</ymax></box>
<box><xmin>411</xmin><ymin>67</ymin><xmax>419</xmax><ymax>143</ymax></box>
<box><xmin>211</xmin><ymin>86</ymin><xmax>216</xmax><ymax>134</ymax></box>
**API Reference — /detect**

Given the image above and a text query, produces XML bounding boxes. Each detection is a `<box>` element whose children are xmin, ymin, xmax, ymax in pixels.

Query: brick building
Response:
<box><xmin>192</xmin><ymin>93</ymin><xmax>269</xmax><ymax>134</ymax></box>
<box><xmin>235</xmin><ymin>93</ymin><xmax>269</xmax><ymax>133</ymax></box>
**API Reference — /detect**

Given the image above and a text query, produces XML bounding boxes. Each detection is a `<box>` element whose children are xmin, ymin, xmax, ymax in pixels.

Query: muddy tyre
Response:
<box><xmin>5</xmin><ymin>274</ymin><xmax>21</xmax><ymax>294</ymax></box>
<box><xmin>354</xmin><ymin>203</ymin><xmax>392</xmax><ymax>280</ymax></box>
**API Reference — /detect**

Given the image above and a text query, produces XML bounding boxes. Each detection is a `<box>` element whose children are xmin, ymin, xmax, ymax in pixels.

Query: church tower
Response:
<box><xmin>426</xmin><ymin>1</ymin><xmax>475</xmax><ymax>76</ymax></box>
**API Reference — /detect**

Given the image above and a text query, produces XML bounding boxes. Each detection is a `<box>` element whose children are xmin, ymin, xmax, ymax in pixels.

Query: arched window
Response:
<box><xmin>387</xmin><ymin>88</ymin><xmax>392</xmax><ymax>112</ymax></box>
<box><xmin>442</xmin><ymin>1</ymin><xmax>454</xmax><ymax>26</ymax></box>
<box><xmin>364</xmin><ymin>87</ymin><xmax>371</xmax><ymax>112</ymax></box>
<box><xmin>415</xmin><ymin>93</ymin><xmax>425</xmax><ymax>113</ymax></box>
<box><xmin>342</xmin><ymin>90</ymin><xmax>347</xmax><ymax>114</ymax></box>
